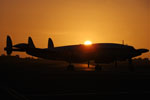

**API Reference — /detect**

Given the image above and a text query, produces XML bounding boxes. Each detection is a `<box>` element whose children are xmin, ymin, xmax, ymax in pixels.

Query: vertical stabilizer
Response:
<box><xmin>28</xmin><ymin>37</ymin><xmax>35</xmax><ymax>48</ymax></box>
<box><xmin>48</xmin><ymin>38</ymin><xmax>54</xmax><ymax>49</ymax></box>
<box><xmin>5</xmin><ymin>35</ymin><xmax>13</xmax><ymax>55</ymax></box>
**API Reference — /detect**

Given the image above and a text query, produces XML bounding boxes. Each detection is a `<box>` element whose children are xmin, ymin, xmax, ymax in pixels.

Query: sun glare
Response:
<box><xmin>84</xmin><ymin>40</ymin><xmax>92</xmax><ymax>45</ymax></box>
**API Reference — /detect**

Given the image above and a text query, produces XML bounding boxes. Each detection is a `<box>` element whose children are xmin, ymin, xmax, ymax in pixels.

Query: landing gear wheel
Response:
<box><xmin>128</xmin><ymin>59</ymin><xmax>134</xmax><ymax>72</ymax></box>
<box><xmin>95</xmin><ymin>65</ymin><xmax>102</xmax><ymax>71</ymax></box>
<box><xmin>67</xmin><ymin>65</ymin><xmax>74</xmax><ymax>71</ymax></box>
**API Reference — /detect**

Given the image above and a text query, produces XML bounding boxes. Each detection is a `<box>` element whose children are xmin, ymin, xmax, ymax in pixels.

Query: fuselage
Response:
<box><xmin>26</xmin><ymin>43</ymin><xmax>140</xmax><ymax>63</ymax></box>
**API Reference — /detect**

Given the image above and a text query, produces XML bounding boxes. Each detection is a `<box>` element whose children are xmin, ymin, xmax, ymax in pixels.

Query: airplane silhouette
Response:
<box><xmin>4</xmin><ymin>36</ymin><xmax>149</xmax><ymax>71</ymax></box>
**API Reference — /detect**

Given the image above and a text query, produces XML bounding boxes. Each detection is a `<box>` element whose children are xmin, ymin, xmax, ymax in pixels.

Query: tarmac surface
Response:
<box><xmin>0</xmin><ymin>57</ymin><xmax>150</xmax><ymax>99</ymax></box>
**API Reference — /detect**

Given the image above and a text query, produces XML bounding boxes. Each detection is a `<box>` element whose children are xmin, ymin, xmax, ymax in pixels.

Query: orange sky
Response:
<box><xmin>0</xmin><ymin>0</ymin><xmax>150</xmax><ymax>58</ymax></box>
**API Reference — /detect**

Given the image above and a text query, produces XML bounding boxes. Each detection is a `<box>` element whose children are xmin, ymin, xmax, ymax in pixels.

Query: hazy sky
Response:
<box><xmin>0</xmin><ymin>0</ymin><xmax>149</xmax><ymax>58</ymax></box>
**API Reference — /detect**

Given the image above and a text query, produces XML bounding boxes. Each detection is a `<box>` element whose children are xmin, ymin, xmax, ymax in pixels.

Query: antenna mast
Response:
<box><xmin>122</xmin><ymin>40</ymin><xmax>124</xmax><ymax>45</ymax></box>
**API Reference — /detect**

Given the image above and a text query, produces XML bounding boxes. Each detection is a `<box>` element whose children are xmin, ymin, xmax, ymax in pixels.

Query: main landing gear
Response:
<box><xmin>67</xmin><ymin>63</ymin><xmax>74</xmax><ymax>71</ymax></box>
<box><xmin>95</xmin><ymin>64</ymin><xmax>102</xmax><ymax>71</ymax></box>
<box><xmin>88</xmin><ymin>61</ymin><xmax>102</xmax><ymax>71</ymax></box>
<box><xmin>88</xmin><ymin>61</ymin><xmax>90</xmax><ymax>68</ymax></box>
<box><xmin>66</xmin><ymin>61</ymin><xmax>102</xmax><ymax>71</ymax></box>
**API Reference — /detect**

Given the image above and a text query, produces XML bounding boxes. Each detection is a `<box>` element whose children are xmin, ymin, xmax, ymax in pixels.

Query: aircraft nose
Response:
<box><xmin>137</xmin><ymin>49</ymin><xmax>149</xmax><ymax>53</ymax></box>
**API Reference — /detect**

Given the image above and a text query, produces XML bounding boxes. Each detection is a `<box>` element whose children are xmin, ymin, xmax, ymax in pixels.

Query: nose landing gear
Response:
<box><xmin>95</xmin><ymin>64</ymin><xmax>102</xmax><ymax>71</ymax></box>
<box><xmin>128</xmin><ymin>59</ymin><xmax>134</xmax><ymax>72</ymax></box>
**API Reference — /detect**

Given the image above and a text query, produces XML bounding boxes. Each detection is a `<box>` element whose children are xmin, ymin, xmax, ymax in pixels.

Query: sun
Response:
<box><xmin>84</xmin><ymin>40</ymin><xmax>92</xmax><ymax>45</ymax></box>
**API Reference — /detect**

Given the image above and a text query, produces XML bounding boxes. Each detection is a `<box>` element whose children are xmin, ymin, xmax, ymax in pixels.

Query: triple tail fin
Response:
<box><xmin>5</xmin><ymin>35</ymin><xmax>13</xmax><ymax>55</ymax></box>
<box><xmin>28</xmin><ymin>37</ymin><xmax>35</xmax><ymax>48</ymax></box>
<box><xmin>48</xmin><ymin>38</ymin><xmax>54</xmax><ymax>49</ymax></box>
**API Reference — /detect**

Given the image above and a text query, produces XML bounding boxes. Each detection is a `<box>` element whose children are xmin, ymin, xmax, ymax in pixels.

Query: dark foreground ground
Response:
<box><xmin>0</xmin><ymin>56</ymin><xmax>150</xmax><ymax>99</ymax></box>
